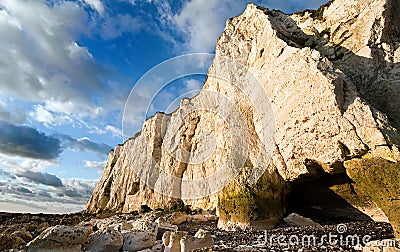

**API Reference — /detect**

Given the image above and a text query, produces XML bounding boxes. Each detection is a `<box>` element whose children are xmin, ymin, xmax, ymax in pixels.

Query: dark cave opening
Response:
<box><xmin>286</xmin><ymin>171</ymin><xmax>372</xmax><ymax>225</ymax></box>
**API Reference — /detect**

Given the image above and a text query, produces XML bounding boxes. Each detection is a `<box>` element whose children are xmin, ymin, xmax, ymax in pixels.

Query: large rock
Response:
<box><xmin>86</xmin><ymin>0</ymin><xmax>400</xmax><ymax>231</ymax></box>
<box><xmin>163</xmin><ymin>231</ymin><xmax>188</xmax><ymax>252</ymax></box>
<box><xmin>283</xmin><ymin>213</ymin><xmax>322</xmax><ymax>228</ymax></box>
<box><xmin>26</xmin><ymin>225</ymin><xmax>92</xmax><ymax>252</ymax></box>
<box><xmin>0</xmin><ymin>233</ymin><xmax>26</xmax><ymax>251</ymax></box>
<box><xmin>121</xmin><ymin>229</ymin><xmax>157</xmax><ymax>252</ymax></box>
<box><xmin>345</xmin><ymin>158</ymin><xmax>400</xmax><ymax>237</ymax></box>
<box><xmin>85</xmin><ymin>228</ymin><xmax>123</xmax><ymax>252</ymax></box>
<box><xmin>168</xmin><ymin>212</ymin><xmax>189</xmax><ymax>225</ymax></box>
<box><xmin>180</xmin><ymin>229</ymin><xmax>214</xmax><ymax>252</ymax></box>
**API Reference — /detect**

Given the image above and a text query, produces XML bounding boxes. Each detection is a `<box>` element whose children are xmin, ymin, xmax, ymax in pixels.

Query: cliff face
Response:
<box><xmin>87</xmin><ymin>0</ymin><xmax>400</xmax><ymax>232</ymax></box>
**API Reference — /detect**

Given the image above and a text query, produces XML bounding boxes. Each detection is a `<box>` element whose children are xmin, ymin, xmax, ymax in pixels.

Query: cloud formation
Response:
<box><xmin>0</xmin><ymin>171</ymin><xmax>97</xmax><ymax>213</ymax></box>
<box><xmin>57</xmin><ymin>135</ymin><xmax>112</xmax><ymax>155</ymax></box>
<box><xmin>0</xmin><ymin>0</ymin><xmax>116</xmax><ymax>119</ymax></box>
<box><xmin>83</xmin><ymin>160</ymin><xmax>107</xmax><ymax>169</ymax></box>
<box><xmin>16</xmin><ymin>170</ymin><xmax>64</xmax><ymax>187</ymax></box>
<box><xmin>0</xmin><ymin>121</ymin><xmax>62</xmax><ymax>160</ymax></box>
<box><xmin>83</xmin><ymin>0</ymin><xmax>105</xmax><ymax>16</ymax></box>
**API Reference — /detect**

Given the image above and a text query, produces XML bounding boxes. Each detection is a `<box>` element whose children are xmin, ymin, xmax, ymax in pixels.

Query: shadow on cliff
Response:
<box><xmin>256</xmin><ymin>3</ymin><xmax>400</xmax><ymax>223</ymax></box>
<box><xmin>287</xmin><ymin>168</ymin><xmax>372</xmax><ymax>224</ymax></box>
<box><xmin>258</xmin><ymin>4</ymin><xmax>400</xmax><ymax>132</ymax></box>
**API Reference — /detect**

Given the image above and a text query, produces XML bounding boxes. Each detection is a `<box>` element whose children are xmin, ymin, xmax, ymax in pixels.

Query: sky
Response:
<box><xmin>0</xmin><ymin>0</ymin><xmax>327</xmax><ymax>213</ymax></box>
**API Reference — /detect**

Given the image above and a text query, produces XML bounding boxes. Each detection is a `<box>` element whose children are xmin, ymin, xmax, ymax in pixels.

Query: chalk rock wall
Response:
<box><xmin>87</xmin><ymin>0</ymin><xmax>399</xmax><ymax>231</ymax></box>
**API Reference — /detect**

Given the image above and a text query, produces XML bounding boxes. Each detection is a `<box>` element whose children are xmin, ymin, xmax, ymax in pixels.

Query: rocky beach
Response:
<box><xmin>0</xmin><ymin>209</ymin><xmax>398</xmax><ymax>251</ymax></box>
<box><xmin>1</xmin><ymin>0</ymin><xmax>400</xmax><ymax>251</ymax></box>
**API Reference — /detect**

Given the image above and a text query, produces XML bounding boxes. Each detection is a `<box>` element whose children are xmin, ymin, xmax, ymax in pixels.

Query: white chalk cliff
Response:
<box><xmin>87</xmin><ymin>0</ymin><xmax>400</xmax><ymax>234</ymax></box>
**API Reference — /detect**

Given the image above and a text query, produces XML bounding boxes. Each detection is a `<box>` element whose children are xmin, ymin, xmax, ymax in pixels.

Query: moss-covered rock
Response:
<box><xmin>345</xmin><ymin>158</ymin><xmax>400</xmax><ymax>237</ymax></box>
<box><xmin>217</xmin><ymin>162</ymin><xmax>285</xmax><ymax>230</ymax></box>
<box><xmin>168</xmin><ymin>199</ymin><xmax>191</xmax><ymax>214</ymax></box>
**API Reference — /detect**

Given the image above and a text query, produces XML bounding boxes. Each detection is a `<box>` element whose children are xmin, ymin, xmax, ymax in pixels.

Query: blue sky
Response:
<box><xmin>0</xmin><ymin>0</ymin><xmax>327</xmax><ymax>213</ymax></box>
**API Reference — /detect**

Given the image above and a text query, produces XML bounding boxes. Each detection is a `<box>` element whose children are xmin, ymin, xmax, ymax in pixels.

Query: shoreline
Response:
<box><xmin>0</xmin><ymin>211</ymin><xmax>396</xmax><ymax>251</ymax></box>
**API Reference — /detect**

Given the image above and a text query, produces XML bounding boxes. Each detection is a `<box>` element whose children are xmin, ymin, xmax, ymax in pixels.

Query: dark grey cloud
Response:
<box><xmin>57</xmin><ymin>189</ymin><xmax>82</xmax><ymax>198</ymax></box>
<box><xmin>57</xmin><ymin>134</ymin><xmax>112</xmax><ymax>155</ymax></box>
<box><xmin>16</xmin><ymin>170</ymin><xmax>64</xmax><ymax>187</ymax></box>
<box><xmin>0</xmin><ymin>121</ymin><xmax>110</xmax><ymax>162</ymax></box>
<box><xmin>0</xmin><ymin>121</ymin><xmax>62</xmax><ymax>160</ymax></box>
<box><xmin>0</xmin><ymin>176</ymin><xmax>97</xmax><ymax>212</ymax></box>
<box><xmin>15</xmin><ymin>186</ymin><xmax>33</xmax><ymax>194</ymax></box>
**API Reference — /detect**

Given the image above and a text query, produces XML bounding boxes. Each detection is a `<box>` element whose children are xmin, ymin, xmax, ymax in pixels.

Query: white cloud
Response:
<box><xmin>0</xmin><ymin>0</ymin><xmax>121</xmax><ymax>121</ymax></box>
<box><xmin>105</xmin><ymin>125</ymin><xmax>122</xmax><ymax>138</ymax></box>
<box><xmin>29</xmin><ymin>105</ymin><xmax>73</xmax><ymax>128</ymax></box>
<box><xmin>184</xmin><ymin>79</ymin><xmax>203</xmax><ymax>92</ymax></box>
<box><xmin>0</xmin><ymin>155</ymin><xmax>57</xmax><ymax>173</ymax></box>
<box><xmin>83</xmin><ymin>0</ymin><xmax>105</xmax><ymax>16</ymax></box>
<box><xmin>173</xmin><ymin>0</ymin><xmax>246</xmax><ymax>52</ymax></box>
<box><xmin>83</xmin><ymin>160</ymin><xmax>106</xmax><ymax>169</ymax></box>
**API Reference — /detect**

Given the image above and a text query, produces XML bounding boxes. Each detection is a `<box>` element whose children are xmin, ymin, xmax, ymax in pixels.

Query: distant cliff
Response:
<box><xmin>87</xmin><ymin>0</ymin><xmax>400</xmax><ymax>235</ymax></box>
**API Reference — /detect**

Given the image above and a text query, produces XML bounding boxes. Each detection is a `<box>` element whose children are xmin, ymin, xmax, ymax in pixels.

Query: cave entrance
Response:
<box><xmin>286</xmin><ymin>169</ymin><xmax>372</xmax><ymax>225</ymax></box>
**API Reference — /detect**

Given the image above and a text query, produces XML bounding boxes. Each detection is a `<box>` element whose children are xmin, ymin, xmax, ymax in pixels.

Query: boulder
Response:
<box><xmin>26</xmin><ymin>225</ymin><xmax>92</xmax><ymax>252</ymax></box>
<box><xmin>0</xmin><ymin>233</ymin><xmax>26</xmax><ymax>251</ymax></box>
<box><xmin>283</xmin><ymin>213</ymin><xmax>322</xmax><ymax>228</ymax></box>
<box><xmin>205</xmin><ymin>215</ymin><xmax>218</xmax><ymax>221</ymax></box>
<box><xmin>155</xmin><ymin>217</ymin><xmax>178</xmax><ymax>240</ymax></box>
<box><xmin>168</xmin><ymin>212</ymin><xmax>189</xmax><ymax>225</ymax></box>
<box><xmin>345</xmin><ymin>158</ymin><xmax>400</xmax><ymax>237</ymax></box>
<box><xmin>190</xmin><ymin>214</ymin><xmax>208</xmax><ymax>224</ymax></box>
<box><xmin>180</xmin><ymin>229</ymin><xmax>214</xmax><ymax>252</ymax></box>
<box><xmin>12</xmin><ymin>229</ymin><xmax>33</xmax><ymax>242</ymax></box>
<box><xmin>121</xmin><ymin>229</ymin><xmax>157</xmax><ymax>252</ymax></box>
<box><xmin>163</xmin><ymin>231</ymin><xmax>188</xmax><ymax>252</ymax></box>
<box><xmin>151</xmin><ymin>240</ymin><xmax>164</xmax><ymax>252</ymax></box>
<box><xmin>85</xmin><ymin>228</ymin><xmax>123</xmax><ymax>252</ymax></box>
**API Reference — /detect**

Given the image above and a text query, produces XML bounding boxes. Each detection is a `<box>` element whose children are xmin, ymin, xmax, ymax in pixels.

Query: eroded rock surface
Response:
<box><xmin>26</xmin><ymin>225</ymin><xmax>92</xmax><ymax>252</ymax></box>
<box><xmin>86</xmin><ymin>0</ymin><xmax>400</xmax><ymax>233</ymax></box>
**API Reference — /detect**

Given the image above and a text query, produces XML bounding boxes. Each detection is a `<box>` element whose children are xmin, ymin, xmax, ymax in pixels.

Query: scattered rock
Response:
<box><xmin>162</xmin><ymin>231</ymin><xmax>171</xmax><ymax>247</ymax></box>
<box><xmin>122</xmin><ymin>229</ymin><xmax>157</xmax><ymax>252</ymax></box>
<box><xmin>163</xmin><ymin>231</ymin><xmax>188</xmax><ymax>252</ymax></box>
<box><xmin>205</xmin><ymin>215</ymin><xmax>219</xmax><ymax>221</ymax></box>
<box><xmin>27</xmin><ymin>225</ymin><xmax>92</xmax><ymax>252</ymax></box>
<box><xmin>85</xmin><ymin>228</ymin><xmax>123</xmax><ymax>252</ymax></box>
<box><xmin>156</xmin><ymin>217</ymin><xmax>178</xmax><ymax>232</ymax></box>
<box><xmin>190</xmin><ymin>215</ymin><xmax>208</xmax><ymax>223</ymax></box>
<box><xmin>12</xmin><ymin>228</ymin><xmax>33</xmax><ymax>242</ymax></box>
<box><xmin>360</xmin><ymin>239</ymin><xmax>400</xmax><ymax>252</ymax></box>
<box><xmin>155</xmin><ymin>217</ymin><xmax>178</xmax><ymax>239</ymax></box>
<box><xmin>151</xmin><ymin>240</ymin><xmax>164</xmax><ymax>252</ymax></box>
<box><xmin>129</xmin><ymin>217</ymin><xmax>158</xmax><ymax>232</ymax></box>
<box><xmin>0</xmin><ymin>233</ymin><xmax>26</xmax><ymax>251</ymax></box>
<box><xmin>283</xmin><ymin>213</ymin><xmax>322</xmax><ymax>228</ymax></box>
<box><xmin>169</xmin><ymin>212</ymin><xmax>189</xmax><ymax>225</ymax></box>
<box><xmin>180</xmin><ymin>229</ymin><xmax>214</xmax><ymax>252</ymax></box>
